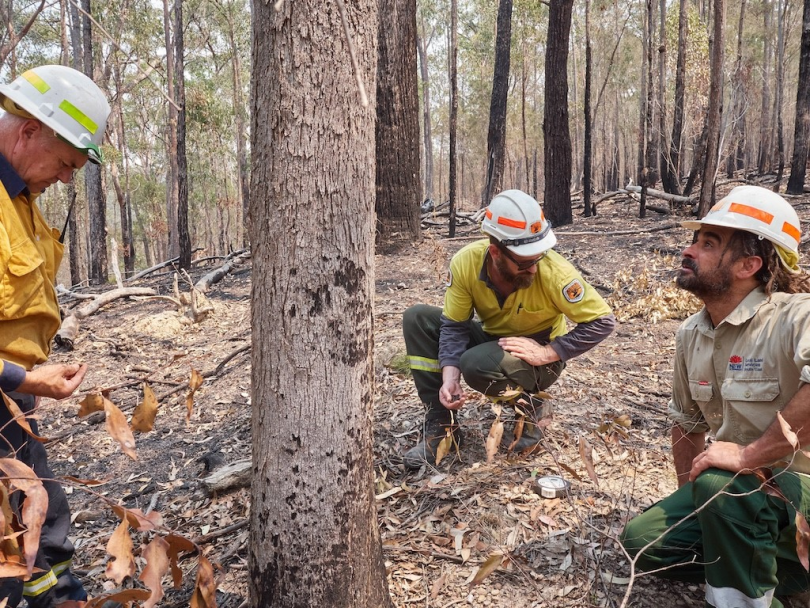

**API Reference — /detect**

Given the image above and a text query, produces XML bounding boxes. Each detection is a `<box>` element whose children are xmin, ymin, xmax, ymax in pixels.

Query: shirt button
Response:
<box><xmin>744</xmin><ymin>390</ymin><xmax>752</xmax><ymax>398</ymax></box>
<box><xmin>715</xmin><ymin>344</ymin><xmax>722</xmax><ymax>350</ymax></box>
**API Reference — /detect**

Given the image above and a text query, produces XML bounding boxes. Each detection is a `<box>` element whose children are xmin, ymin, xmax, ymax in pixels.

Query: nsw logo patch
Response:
<box><xmin>563</xmin><ymin>279</ymin><xmax>584</xmax><ymax>303</ymax></box>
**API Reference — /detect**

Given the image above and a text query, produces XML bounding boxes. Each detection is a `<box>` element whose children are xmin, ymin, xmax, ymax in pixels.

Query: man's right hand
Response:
<box><xmin>439</xmin><ymin>366</ymin><xmax>466</xmax><ymax>410</ymax></box>
<box><xmin>17</xmin><ymin>363</ymin><xmax>87</xmax><ymax>400</ymax></box>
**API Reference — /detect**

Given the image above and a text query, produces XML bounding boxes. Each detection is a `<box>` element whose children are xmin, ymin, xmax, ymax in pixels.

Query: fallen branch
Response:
<box><xmin>55</xmin><ymin>287</ymin><xmax>157</xmax><ymax>349</ymax></box>
<box><xmin>201</xmin><ymin>459</ymin><xmax>251</xmax><ymax>494</ymax></box>
<box><xmin>554</xmin><ymin>223</ymin><xmax>679</xmax><ymax>236</ymax></box>
<box><xmin>623</xmin><ymin>184</ymin><xmax>695</xmax><ymax>205</ymax></box>
<box><xmin>194</xmin><ymin>250</ymin><xmax>251</xmax><ymax>294</ymax></box>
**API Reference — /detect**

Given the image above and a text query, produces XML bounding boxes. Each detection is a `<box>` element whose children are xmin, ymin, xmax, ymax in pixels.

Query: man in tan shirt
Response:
<box><xmin>622</xmin><ymin>186</ymin><xmax>810</xmax><ymax>607</ymax></box>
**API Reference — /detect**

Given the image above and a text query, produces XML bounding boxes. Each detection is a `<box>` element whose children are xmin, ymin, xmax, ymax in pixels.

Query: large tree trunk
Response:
<box><xmin>697</xmin><ymin>0</ymin><xmax>725</xmax><ymax>217</ymax></box>
<box><xmin>483</xmin><ymin>0</ymin><xmax>513</xmax><ymax>205</ymax></box>
<box><xmin>543</xmin><ymin>0</ymin><xmax>574</xmax><ymax>226</ymax></box>
<box><xmin>416</xmin><ymin>32</ymin><xmax>434</xmax><ymax>203</ymax></box>
<box><xmin>448</xmin><ymin>0</ymin><xmax>458</xmax><ymax>237</ymax></box>
<box><xmin>82</xmin><ymin>0</ymin><xmax>107</xmax><ymax>285</ymax></box>
<box><xmin>788</xmin><ymin>0</ymin><xmax>810</xmax><ymax>193</ymax></box>
<box><xmin>174</xmin><ymin>0</ymin><xmax>191</xmax><ymax>270</ymax></box>
<box><xmin>249</xmin><ymin>1</ymin><xmax>393</xmax><ymax>606</ymax></box>
<box><xmin>375</xmin><ymin>0</ymin><xmax>421</xmax><ymax>248</ymax></box>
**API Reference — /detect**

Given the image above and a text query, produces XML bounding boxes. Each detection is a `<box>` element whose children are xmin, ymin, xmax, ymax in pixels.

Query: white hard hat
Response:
<box><xmin>682</xmin><ymin>185</ymin><xmax>801</xmax><ymax>255</ymax></box>
<box><xmin>482</xmin><ymin>190</ymin><xmax>557</xmax><ymax>257</ymax></box>
<box><xmin>0</xmin><ymin>65</ymin><xmax>110</xmax><ymax>164</ymax></box>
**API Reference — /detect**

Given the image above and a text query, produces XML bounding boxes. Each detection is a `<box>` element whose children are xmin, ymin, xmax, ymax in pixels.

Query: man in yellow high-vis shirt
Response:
<box><xmin>0</xmin><ymin>65</ymin><xmax>110</xmax><ymax>608</ymax></box>
<box><xmin>402</xmin><ymin>190</ymin><xmax>615</xmax><ymax>470</ymax></box>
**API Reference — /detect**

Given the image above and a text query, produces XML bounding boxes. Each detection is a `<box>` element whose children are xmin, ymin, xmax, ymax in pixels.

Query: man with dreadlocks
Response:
<box><xmin>621</xmin><ymin>186</ymin><xmax>810</xmax><ymax>607</ymax></box>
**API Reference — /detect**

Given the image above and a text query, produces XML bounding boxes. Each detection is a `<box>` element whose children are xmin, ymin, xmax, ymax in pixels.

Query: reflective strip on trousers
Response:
<box><xmin>705</xmin><ymin>583</ymin><xmax>774</xmax><ymax>608</ymax></box>
<box><xmin>409</xmin><ymin>355</ymin><xmax>440</xmax><ymax>373</ymax></box>
<box><xmin>23</xmin><ymin>558</ymin><xmax>72</xmax><ymax>598</ymax></box>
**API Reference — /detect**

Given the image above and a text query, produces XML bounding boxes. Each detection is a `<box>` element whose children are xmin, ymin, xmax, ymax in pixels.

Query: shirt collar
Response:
<box><xmin>695</xmin><ymin>287</ymin><xmax>769</xmax><ymax>333</ymax></box>
<box><xmin>0</xmin><ymin>153</ymin><xmax>28</xmax><ymax>199</ymax></box>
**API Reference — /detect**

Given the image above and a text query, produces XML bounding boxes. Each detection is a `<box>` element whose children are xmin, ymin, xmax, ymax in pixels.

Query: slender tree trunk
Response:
<box><xmin>483</xmin><ymin>0</ymin><xmax>513</xmax><ymax>205</ymax></box>
<box><xmin>543</xmin><ymin>0</ymin><xmax>574</xmax><ymax>226</ymax></box>
<box><xmin>583</xmin><ymin>0</ymin><xmax>593</xmax><ymax>217</ymax></box>
<box><xmin>774</xmin><ymin>0</ymin><xmax>787</xmax><ymax>189</ymax></box>
<box><xmin>726</xmin><ymin>0</ymin><xmax>747</xmax><ymax>179</ymax></box>
<box><xmin>375</xmin><ymin>0</ymin><xmax>421</xmax><ymax>248</ymax></box>
<box><xmin>163</xmin><ymin>0</ymin><xmax>179</xmax><ymax>259</ymax></box>
<box><xmin>657</xmin><ymin>0</ymin><xmax>671</xmax><ymax>192</ymax></box>
<box><xmin>448</xmin><ymin>0</ymin><xmax>458</xmax><ymax>237</ymax></box>
<box><xmin>249</xmin><ymin>0</ymin><xmax>392</xmax><ymax>605</ymax></box>
<box><xmin>664</xmin><ymin>0</ymin><xmax>688</xmax><ymax>194</ymax></box>
<box><xmin>759</xmin><ymin>0</ymin><xmax>774</xmax><ymax>174</ymax></box>
<box><xmin>416</xmin><ymin>32</ymin><xmax>433</xmax><ymax>203</ymax></box>
<box><xmin>174</xmin><ymin>0</ymin><xmax>190</xmax><ymax>269</ymax></box>
<box><xmin>787</xmin><ymin>0</ymin><xmax>810</xmax><ymax>193</ymax></box>
<box><xmin>697</xmin><ymin>0</ymin><xmax>725</xmax><ymax>217</ymax></box>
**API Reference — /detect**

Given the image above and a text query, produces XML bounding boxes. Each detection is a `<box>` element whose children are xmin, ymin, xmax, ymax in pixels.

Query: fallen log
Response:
<box><xmin>55</xmin><ymin>287</ymin><xmax>157</xmax><ymax>349</ymax></box>
<box><xmin>623</xmin><ymin>184</ymin><xmax>695</xmax><ymax>205</ymax></box>
<box><xmin>194</xmin><ymin>249</ymin><xmax>251</xmax><ymax>294</ymax></box>
<box><xmin>201</xmin><ymin>459</ymin><xmax>251</xmax><ymax>494</ymax></box>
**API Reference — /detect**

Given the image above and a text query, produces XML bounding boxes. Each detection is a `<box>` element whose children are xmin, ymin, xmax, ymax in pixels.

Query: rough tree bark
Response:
<box><xmin>543</xmin><ymin>0</ymin><xmax>574</xmax><ymax>226</ymax></box>
<box><xmin>663</xmin><ymin>0</ymin><xmax>687</xmax><ymax>194</ymax></box>
<box><xmin>249</xmin><ymin>0</ymin><xmax>393</xmax><ymax>606</ymax></box>
<box><xmin>697</xmin><ymin>0</ymin><xmax>725</xmax><ymax>217</ymax></box>
<box><xmin>726</xmin><ymin>0</ymin><xmax>748</xmax><ymax>178</ymax></box>
<box><xmin>375</xmin><ymin>0</ymin><xmax>421</xmax><ymax>248</ymax></box>
<box><xmin>174</xmin><ymin>0</ymin><xmax>191</xmax><ymax>270</ymax></box>
<box><xmin>787</xmin><ymin>0</ymin><xmax>810</xmax><ymax>194</ymax></box>
<box><xmin>759</xmin><ymin>0</ymin><xmax>774</xmax><ymax>174</ymax></box>
<box><xmin>163</xmin><ymin>0</ymin><xmax>179</xmax><ymax>259</ymax></box>
<box><xmin>583</xmin><ymin>0</ymin><xmax>593</xmax><ymax>217</ymax></box>
<box><xmin>416</xmin><ymin>29</ymin><xmax>434</xmax><ymax>202</ymax></box>
<box><xmin>448</xmin><ymin>0</ymin><xmax>458</xmax><ymax>237</ymax></box>
<box><xmin>483</xmin><ymin>0</ymin><xmax>513</xmax><ymax>205</ymax></box>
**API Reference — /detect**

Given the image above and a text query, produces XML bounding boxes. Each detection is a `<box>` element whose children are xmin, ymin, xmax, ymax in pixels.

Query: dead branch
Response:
<box><xmin>623</xmin><ymin>185</ymin><xmax>695</xmax><ymax>205</ymax></box>
<box><xmin>556</xmin><ymin>223</ymin><xmax>680</xmax><ymax>237</ymax></box>
<box><xmin>194</xmin><ymin>250</ymin><xmax>251</xmax><ymax>294</ymax></box>
<box><xmin>201</xmin><ymin>459</ymin><xmax>251</xmax><ymax>494</ymax></box>
<box><xmin>55</xmin><ymin>287</ymin><xmax>157</xmax><ymax>349</ymax></box>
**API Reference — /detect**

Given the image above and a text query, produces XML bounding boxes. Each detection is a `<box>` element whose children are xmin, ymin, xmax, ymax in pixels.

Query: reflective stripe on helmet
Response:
<box><xmin>22</xmin><ymin>70</ymin><xmax>51</xmax><ymax>94</ymax></box>
<box><xmin>485</xmin><ymin>208</ymin><xmax>527</xmax><ymax>230</ymax></box>
<box><xmin>726</xmin><ymin>202</ymin><xmax>800</xmax><ymax>244</ymax></box>
<box><xmin>59</xmin><ymin>99</ymin><xmax>98</xmax><ymax>134</ymax></box>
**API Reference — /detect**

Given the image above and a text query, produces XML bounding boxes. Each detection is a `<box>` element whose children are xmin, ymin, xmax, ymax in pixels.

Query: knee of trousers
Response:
<box><xmin>691</xmin><ymin>468</ymin><xmax>766</xmax><ymax>515</ymax></box>
<box><xmin>458</xmin><ymin>347</ymin><xmax>502</xmax><ymax>395</ymax></box>
<box><xmin>403</xmin><ymin>304</ymin><xmax>442</xmax><ymax>341</ymax></box>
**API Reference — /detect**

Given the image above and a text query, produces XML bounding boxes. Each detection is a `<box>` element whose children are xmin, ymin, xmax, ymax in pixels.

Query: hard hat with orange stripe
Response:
<box><xmin>682</xmin><ymin>186</ymin><xmax>801</xmax><ymax>265</ymax></box>
<box><xmin>482</xmin><ymin>190</ymin><xmax>557</xmax><ymax>257</ymax></box>
<box><xmin>0</xmin><ymin>65</ymin><xmax>110</xmax><ymax>164</ymax></box>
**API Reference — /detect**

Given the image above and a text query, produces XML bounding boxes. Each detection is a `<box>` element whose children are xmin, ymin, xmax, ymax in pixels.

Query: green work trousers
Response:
<box><xmin>402</xmin><ymin>304</ymin><xmax>564</xmax><ymax>424</ymax></box>
<box><xmin>620</xmin><ymin>467</ymin><xmax>810</xmax><ymax>607</ymax></box>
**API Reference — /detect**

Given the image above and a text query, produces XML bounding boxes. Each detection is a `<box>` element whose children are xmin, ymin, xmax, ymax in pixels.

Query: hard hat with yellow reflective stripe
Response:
<box><xmin>482</xmin><ymin>189</ymin><xmax>557</xmax><ymax>257</ymax></box>
<box><xmin>682</xmin><ymin>186</ymin><xmax>801</xmax><ymax>259</ymax></box>
<box><xmin>0</xmin><ymin>65</ymin><xmax>110</xmax><ymax>164</ymax></box>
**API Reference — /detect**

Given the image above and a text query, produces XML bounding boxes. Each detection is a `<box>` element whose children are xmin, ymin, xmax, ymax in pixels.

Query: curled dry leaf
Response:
<box><xmin>131</xmin><ymin>382</ymin><xmax>158</xmax><ymax>433</ymax></box>
<box><xmin>112</xmin><ymin>505</ymin><xmax>164</xmax><ymax>532</ymax></box>
<box><xmin>796</xmin><ymin>511</ymin><xmax>810</xmax><ymax>572</ymax></box>
<box><xmin>78</xmin><ymin>392</ymin><xmax>105</xmax><ymax>418</ymax></box>
<box><xmin>469</xmin><ymin>552</ymin><xmax>504</xmax><ymax>588</ymax></box>
<box><xmin>140</xmin><ymin>536</ymin><xmax>170</xmax><ymax>608</ymax></box>
<box><xmin>104</xmin><ymin>398</ymin><xmax>138</xmax><ymax>461</ymax></box>
<box><xmin>105</xmin><ymin>519</ymin><xmax>135</xmax><ymax>585</ymax></box>
<box><xmin>0</xmin><ymin>458</ymin><xmax>48</xmax><ymax>578</ymax></box>
<box><xmin>166</xmin><ymin>533</ymin><xmax>197</xmax><ymax>588</ymax></box>
<box><xmin>62</xmin><ymin>475</ymin><xmax>105</xmax><ymax>486</ymax></box>
<box><xmin>578</xmin><ymin>435</ymin><xmax>599</xmax><ymax>487</ymax></box>
<box><xmin>1</xmin><ymin>392</ymin><xmax>46</xmax><ymax>442</ymax></box>
<box><xmin>85</xmin><ymin>589</ymin><xmax>151</xmax><ymax>608</ymax></box>
<box><xmin>186</xmin><ymin>369</ymin><xmax>204</xmax><ymax>422</ymax></box>
<box><xmin>777</xmin><ymin>412</ymin><xmax>800</xmax><ymax>450</ymax></box>
<box><xmin>507</xmin><ymin>417</ymin><xmax>525</xmax><ymax>452</ymax></box>
<box><xmin>434</xmin><ymin>433</ymin><xmax>452</xmax><ymax>466</ymax></box>
<box><xmin>485</xmin><ymin>419</ymin><xmax>504</xmax><ymax>463</ymax></box>
<box><xmin>190</xmin><ymin>554</ymin><xmax>217</xmax><ymax>608</ymax></box>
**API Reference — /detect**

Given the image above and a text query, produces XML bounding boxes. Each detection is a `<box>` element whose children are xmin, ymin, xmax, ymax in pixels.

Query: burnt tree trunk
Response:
<box><xmin>249</xmin><ymin>0</ymin><xmax>393</xmax><ymax>606</ymax></box>
<box><xmin>416</xmin><ymin>32</ymin><xmax>433</xmax><ymax>202</ymax></box>
<box><xmin>543</xmin><ymin>0</ymin><xmax>574</xmax><ymax>226</ymax></box>
<box><xmin>448</xmin><ymin>0</ymin><xmax>458</xmax><ymax>237</ymax></box>
<box><xmin>375</xmin><ymin>0</ymin><xmax>421</xmax><ymax>248</ymax></box>
<box><xmin>663</xmin><ymin>0</ymin><xmax>687</xmax><ymax>194</ymax></box>
<box><xmin>583</xmin><ymin>0</ymin><xmax>593</xmax><ymax>217</ymax></box>
<box><xmin>174</xmin><ymin>0</ymin><xmax>191</xmax><ymax>270</ymax></box>
<box><xmin>787</xmin><ymin>0</ymin><xmax>810</xmax><ymax>194</ymax></box>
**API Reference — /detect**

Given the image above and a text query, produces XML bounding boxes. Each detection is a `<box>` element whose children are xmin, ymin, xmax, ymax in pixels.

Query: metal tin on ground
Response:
<box><xmin>533</xmin><ymin>475</ymin><xmax>570</xmax><ymax>499</ymax></box>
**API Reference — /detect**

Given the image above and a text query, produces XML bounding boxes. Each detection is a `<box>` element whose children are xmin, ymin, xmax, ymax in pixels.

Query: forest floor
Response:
<box><xmin>36</xmin><ymin>180</ymin><xmax>810</xmax><ymax>608</ymax></box>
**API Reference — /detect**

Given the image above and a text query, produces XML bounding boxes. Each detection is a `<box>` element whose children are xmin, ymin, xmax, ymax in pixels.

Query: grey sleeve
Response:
<box><xmin>548</xmin><ymin>313</ymin><xmax>616</xmax><ymax>362</ymax></box>
<box><xmin>438</xmin><ymin>314</ymin><xmax>472</xmax><ymax>368</ymax></box>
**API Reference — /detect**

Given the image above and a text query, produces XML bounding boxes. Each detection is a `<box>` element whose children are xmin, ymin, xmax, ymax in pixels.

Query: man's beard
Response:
<box><xmin>676</xmin><ymin>258</ymin><xmax>732</xmax><ymax>297</ymax></box>
<box><xmin>494</xmin><ymin>255</ymin><xmax>536</xmax><ymax>289</ymax></box>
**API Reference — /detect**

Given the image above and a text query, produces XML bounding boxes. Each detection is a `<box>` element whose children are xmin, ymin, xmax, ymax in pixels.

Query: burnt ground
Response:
<box><xmin>36</xmin><ymin>183</ymin><xmax>810</xmax><ymax>607</ymax></box>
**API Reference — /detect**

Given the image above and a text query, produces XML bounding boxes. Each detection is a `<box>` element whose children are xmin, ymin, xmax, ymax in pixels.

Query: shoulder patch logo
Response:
<box><xmin>563</xmin><ymin>279</ymin><xmax>584</xmax><ymax>303</ymax></box>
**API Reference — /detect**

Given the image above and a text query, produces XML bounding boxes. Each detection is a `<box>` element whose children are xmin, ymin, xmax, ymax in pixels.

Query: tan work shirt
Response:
<box><xmin>669</xmin><ymin>287</ymin><xmax>810</xmax><ymax>474</ymax></box>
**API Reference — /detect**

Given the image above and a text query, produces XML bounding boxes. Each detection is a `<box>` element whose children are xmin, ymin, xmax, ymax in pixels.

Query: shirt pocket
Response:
<box><xmin>688</xmin><ymin>380</ymin><xmax>714</xmax><ymax>404</ymax></box>
<box><xmin>720</xmin><ymin>377</ymin><xmax>781</xmax><ymax>441</ymax></box>
<box><xmin>1</xmin><ymin>238</ymin><xmax>44</xmax><ymax>319</ymax></box>
<box><xmin>721</xmin><ymin>377</ymin><xmax>780</xmax><ymax>402</ymax></box>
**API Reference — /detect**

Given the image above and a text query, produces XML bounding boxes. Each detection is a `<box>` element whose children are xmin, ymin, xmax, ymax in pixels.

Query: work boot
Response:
<box><xmin>503</xmin><ymin>420</ymin><xmax>545</xmax><ymax>454</ymax></box>
<box><xmin>502</xmin><ymin>393</ymin><xmax>552</xmax><ymax>454</ymax></box>
<box><xmin>403</xmin><ymin>420</ymin><xmax>463</xmax><ymax>470</ymax></box>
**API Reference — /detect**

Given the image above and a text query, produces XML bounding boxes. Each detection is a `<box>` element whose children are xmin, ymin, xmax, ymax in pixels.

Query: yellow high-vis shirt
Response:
<box><xmin>0</xmin><ymin>181</ymin><xmax>64</xmax><ymax>372</ymax></box>
<box><xmin>443</xmin><ymin>239</ymin><xmax>612</xmax><ymax>339</ymax></box>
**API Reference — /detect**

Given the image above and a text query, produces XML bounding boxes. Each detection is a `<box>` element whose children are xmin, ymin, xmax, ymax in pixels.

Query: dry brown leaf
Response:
<box><xmin>578</xmin><ymin>435</ymin><xmax>599</xmax><ymax>487</ymax></box>
<box><xmin>105</xmin><ymin>519</ymin><xmax>135</xmax><ymax>584</ymax></box>
<box><xmin>85</xmin><ymin>589</ymin><xmax>151</xmax><ymax>608</ymax></box>
<box><xmin>78</xmin><ymin>393</ymin><xmax>105</xmax><ymax>418</ymax></box>
<box><xmin>104</xmin><ymin>398</ymin><xmax>138</xmax><ymax>460</ymax></box>
<box><xmin>1</xmin><ymin>392</ymin><xmax>46</xmax><ymax>442</ymax></box>
<box><xmin>507</xmin><ymin>416</ymin><xmax>525</xmax><ymax>452</ymax></box>
<box><xmin>140</xmin><ymin>536</ymin><xmax>171</xmax><ymax>608</ymax></box>
<box><xmin>558</xmin><ymin>461</ymin><xmax>582</xmax><ymax>481</ymax></box>
<box><xmin>186</xmin><ymin>369</ymin><xmax>204</xmax><ymax>422</ymax></box>
<box><xmin>0</xmin><ymin>595</ymin><xmax>7</xmax><ymax>608</ymax></box>
<box><xmin>0</xmin><ymin>458</ymin><xmax>48</xmax><ymax>578</ymax></box>
<box><xmin>430</xmin><ymin>571</ymin><xmax>447</xmax><ymax>599</ymax></box>
<box><xmin>434</xmin><ymin>433</ymin><xmax>452</xmax><ymax>466</ymax></box>
<box><xmin>469</xmin><ymin>552</ymin><xmax>504</xmax><ymax>587</ymax></box>
<box><xmin>62</xmin><ymin>475</ymin><xmax>106</xmax><ymax>486</ymax></box>
<box><xmin>166</xmin><ymin>533</ymin><xmax>197</xmax><ymax>588</ymax></box>
<box><xmin>131</xmin><ymin>382</ymin><xmax>158</xmax><ymax>433</ymax></box>
<box><xmin>485</xmin><ymin>419</ymin><xmax>503</xmax><ymax>463</ymax></box>
<box><xmin>112</xmin><ymin>505</ymin><xmax>164</xmax><ymax>532</ymax></box>
<box><xmin>190</xmin><ymin>554</ymin><xmax>217</xmax><ymax>608</ymax></box>
<box><xmin>777</xmin><ymin>412</ymin><xmax>800</xmax><ymax>450</ymax></box>
<box><xmin>797</xmin><ymin>511</ymin><xmax>810</xmax><ymax>572</ymax></box>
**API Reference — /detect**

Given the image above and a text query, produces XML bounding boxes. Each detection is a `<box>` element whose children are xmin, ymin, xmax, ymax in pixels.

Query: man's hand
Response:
<box><xmin>498</xmin><ymin>336</ymin><xmax>560</xmax><ymax>366</ymax></box>
<box><xmin>17</xmin><ymin>363</ymin><xmax>87</xmax><ymax>400</ymax></box>
<box><xmin>439</xmin><ymin>366</ymin><xmax>466</xmax><ymax>410</ymax></box>
<box><xmin>689</xmin><ymin>441</ymin><xmax>748</xmax><ymax>481</ymax></box>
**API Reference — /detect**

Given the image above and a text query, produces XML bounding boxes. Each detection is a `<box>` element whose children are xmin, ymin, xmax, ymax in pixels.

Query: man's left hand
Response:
<box><xmin>690</xmin><ymin>441</ymin><xmax>748</xmax><ymax>481</ymax></box>
<box><xmin>498</xmin><ymin>337</ymin><xmax>560</xmax><ymax>366</ymax></box>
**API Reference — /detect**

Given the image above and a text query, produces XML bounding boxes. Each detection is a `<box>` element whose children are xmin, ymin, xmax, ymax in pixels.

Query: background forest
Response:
<box><xmin>3</xmin><ymin>0</ymin><xmax>808</xmax><ymax>282</ymax></box>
